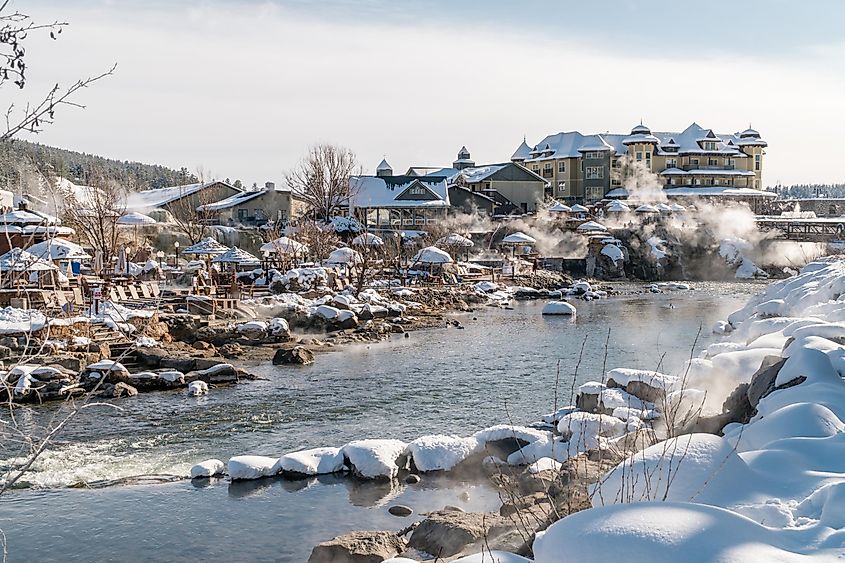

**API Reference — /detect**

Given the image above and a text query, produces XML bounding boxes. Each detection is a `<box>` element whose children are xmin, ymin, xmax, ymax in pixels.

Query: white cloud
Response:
<box><xmin>11</xmin><ymin>1</ymin><xmax>845</xmax><ymax>186</ymax></box>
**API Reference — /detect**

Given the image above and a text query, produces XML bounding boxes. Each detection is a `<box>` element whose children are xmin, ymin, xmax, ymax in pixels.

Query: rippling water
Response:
<box><xmin>0</xmin><ymin>282</ymin><xmax>763</xmax><ymax>561</ymax></box>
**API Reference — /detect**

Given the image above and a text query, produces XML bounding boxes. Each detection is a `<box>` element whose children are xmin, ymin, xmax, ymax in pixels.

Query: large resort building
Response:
<box><xmin>513</xmin><ymin>122</ymin><xmax>767</xmax><ymax>204</ymax></box>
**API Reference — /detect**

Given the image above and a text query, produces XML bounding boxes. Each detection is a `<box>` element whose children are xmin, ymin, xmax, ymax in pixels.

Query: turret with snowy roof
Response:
<box><xmin>376</xmin><ymin>158</ymin><xmax>393</xmax><ymax>177</ymax></box>
<box><xmin>453</xmin><ymin>146</ymin><xmax>475</xmax><ymax>170</ymax></box>
<box><xmin>511</xmin><ymin>139</ymin><xmax>531</xmax><ymax>162</ymax></box>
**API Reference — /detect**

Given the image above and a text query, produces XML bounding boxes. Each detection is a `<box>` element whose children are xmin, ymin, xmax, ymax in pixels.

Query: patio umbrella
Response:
<box><xmin>93</xmin><ymin>250</ymin><xmax>103</xmax><ymax>276</ymax></box>
<box><xmin>670</xmin><ymin>203</ymin><xmax>687</xmax><ymax>213</ymax></box>
<box><xmin>182</xmin><ymin>237</ymin><xmax>230</xmax><ymax>256</ymax></box>
<box><xmin>326</xmin><ymin>247</ymin><xmax>362</xmax><ymax>265</ymax></box>
<box><xmin>655</xmin><ymin>203</ymin><xmax>673</xmax><ymax>213</ymax></box>
<box><xmin>351</xmin><ymin>233</ymin><xmax>385</xmax><ymax>247</ymax></box>
<box><xmin>606</xmin><ymin>201</ymin><xmax>630</xmax><ymax>213</ymax></box>
<box><xmin>576</xmin><ymin>221</ymin><xmax>609</xmax><ymax>232</ymax></box>
<box><xmin>635</xmin><ymin>204</ymin><xmax>660</xmax><ymax>214</ymax></box>
<box><xmin>259</xmin><ymin>236</ymin><xmax>308</xmax><ymax>255</ymax></box>
<box><xmin>115</xmin><ymin>247</ymin><xmax>128</xmax><ymax>275</ymax></box>
<box><xmin>570</xmin><ymin>204</ymin><xmax>589</xmax><ymax>213</ymax></box>
<box><xmin>411</xmin><ymin>246</ymin><xmax>453</xmax><ymax>264</ymax></box>
<box><xmin>548</xmin><ymin>201</ymin><xmax>572</xmax><ymax>213</ymax></box>
<box><xmin>211</xmin><ymin>246</ymin><xmax>261</xmax><ymax>266</ymax></box>
<box><xmin>437</xmin><ymin>233</ymin><xmax>474</xmax><ymax>248</ymax></box>
<box><xmin>501</xmin><ymin>232</ymin><xmax>537</xmax><ymax>245</ymax></box>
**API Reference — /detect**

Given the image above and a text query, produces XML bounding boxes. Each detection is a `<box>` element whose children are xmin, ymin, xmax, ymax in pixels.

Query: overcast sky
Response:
<box><xmin>11</xmin><ymin>0</ymin><xmax>845</xmax><ymax>186</ymax></box>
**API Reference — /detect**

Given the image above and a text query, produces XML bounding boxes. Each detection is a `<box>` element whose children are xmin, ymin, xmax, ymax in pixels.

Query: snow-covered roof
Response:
<box><xmin>128</xmin><ymin>181</ymin><xmax>240</xmax><ymax>211</ymax></box>
<box><xmin>376</xmin><ymin>158</ymin><xmax>392</xmax><ymax>171</ymax></box>
<box><xmin>212</xmin><ymin>246</ymin><xmax>260</xmax><ymax>265</ymax></box>
<box><xmin>197</xmin><ymin>188</ymin><xmax>276</xmax><ymax>212</ymax></box>
<box><xmin>578</xmin><ymin>135</ymin><xmax>615</xmax><ymax>152</ymax></box>
<box><xmin>0</xmin><ymin>248</ymin><xmax>58</xmax><ymax>272</ymax></box>
<box><xmin>631</xmin><ymin>123</ymin><xmax>651</xmax><ymax>135</ymax></box>
<box><xmin>349</xmin><ymin>176</ymin><xmax>449</xmax><ymax>209</ymax></box>
<box><xmin>511</xmin><ymin>140</ymin><xmax>531</xmax><ymax>161</ymax></box>
<box><xmin>523</xmin><ymin>122</ymin><xmax>762</xmax><ymax>162</ymax></box>
<box><xmin>26</xmin><ymin>238</ymin><xmax>91</xmax><ymax>261</ymax></box>
<box><xmin>0</xmin><ymin>209</ymin><xmax>57</xmax><ymax>225</ymax></box>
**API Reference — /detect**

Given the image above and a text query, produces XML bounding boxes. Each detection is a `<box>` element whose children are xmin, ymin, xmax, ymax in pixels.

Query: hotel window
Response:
<box><xmin>586</xmin><ymin>151</ymin><xmax>604</xmax><ymax>159</ymax></box>
<box><xmin>708</xmin><ymin>158</ymin><xmax>718</xmax><ymax>166</ymax></box>
<box><xmin>635</xmin><ymin>151</ymin><xmax>643</xmax><ymax>161</ymax></box>
<box><xmin>645</xmin><ymin>152</ymin><xmax>652</xmax><ymax>167</ymax></box>
<box><xmin>558</xmin><ymin>161</ymin><xmax>566</xmax><ymax>173</ymax></box>
<box><xmin>586</xmin><ymin>186</ymin><xmax>604</xmax><ymax>202</ymax></box>
<box><xmin>691</xmin><ymin>158</ymin><xmax>700</xmax><ymax>166</ymax></box>
<box><xmin>544</xmin><ymin>163</ymin><xmax>553</xmax><ymax>173</ymax></box>
<box><xmin>725</xmin><ymin>158</ymin><xmax>734</xmax><ymax>167</ymax></box>
<box><xmin>532</xmin><ymin>165</ymin><xmax>539</xmax><ymax>173</ymax></box>
<box><xmin>755</xmin><ymin>154</ymin><xmax>761</xmax><ymax>171</ymax></box>
<box><xmin>666</xmin><ymin>158</ymin><xmax>677</xmax><ymax>168</ymax></box>
<box><xmin>586</xmin><ymin>166</ymin><xmax>604</xmax><ymax>180</ymax></box>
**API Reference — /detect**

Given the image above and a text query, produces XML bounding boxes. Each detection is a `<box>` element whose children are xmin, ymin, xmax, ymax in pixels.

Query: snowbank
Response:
<box><xmin>405</xmin><ymin>435</ymin><xmax>479</xmax><ymax>472</ymax></box>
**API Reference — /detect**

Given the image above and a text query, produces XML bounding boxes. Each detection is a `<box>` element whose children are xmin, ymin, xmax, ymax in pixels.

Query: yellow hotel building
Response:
<box><xmin>512</xmin><ymin>122</ymin><xmax>767</xmax><ymax>204</ymax></box>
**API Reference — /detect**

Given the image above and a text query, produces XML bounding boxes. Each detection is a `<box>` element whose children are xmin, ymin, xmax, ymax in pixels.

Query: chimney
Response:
<box><xmin>265</xmin><ymin>181</ymin><xmax>275</xmax><ymax>191</ymax></box>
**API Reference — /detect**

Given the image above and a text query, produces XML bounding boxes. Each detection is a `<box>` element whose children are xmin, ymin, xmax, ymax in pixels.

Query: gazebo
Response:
<box><xmin>182</xmin><ymin>237</ymin><xmax>230</xmax><ymax>256</ymax></box>
<box><xmin>576</xmin><ymin>221</ymin><xmax>609</xmax><ymax>232</ymax></box>
<box><xmin>635</xmin><ymin>204</ymin><xmax>660</xmax><ymax>214</ymax></box>
<box><xmin>548</xmin><ymin>201</ymin><xmax>572</xmax><ymax>213</ymax></box>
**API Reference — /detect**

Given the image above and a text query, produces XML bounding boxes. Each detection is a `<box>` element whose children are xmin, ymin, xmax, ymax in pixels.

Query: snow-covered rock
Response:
<box><xmin>227</xmin><ymin>455</ymin><xmax>278</xmax><ymax>480</ymax></box>
<box><xmin>190</xmin><ymin>459</ymin><xmax>225</xmax><ymax>478</ymax></box>
<box><xmin>542</xmin><ymin>301</ymin><xmax>576</xmax><ymax>316</ymax></box>
<box><xmin>405</xmin><ymin>435</ymin><xmax>480</xmax><ymax>472</ymax></box>
<box><xmin>341</xmin><ymin>439</ymin><xmax>407</xmax><ymax>479</ymax></box>
<box><xmin>273</xmin><ymin>447</ymin><xmax>346</xmax><ymax>476</ymax></box>
<box><xmin>187</xmin><ymin>380</ymin><xmax>208</xmax><ymax>396</ymax></box>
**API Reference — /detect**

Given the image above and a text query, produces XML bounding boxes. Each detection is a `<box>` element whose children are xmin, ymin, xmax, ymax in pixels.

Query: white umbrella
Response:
<box><xmin>411</xmin><ymin>246</ymin><xmax>453</xmax><ymax>264</ymax></box>
<box><xmin>502</xmin><ymin>232</ymin><xmax>537</xmax><ymax>245</ymax></box>
<box><xmin>93</xmin><ymin>250</ymin><xmax>103</xmax><ymax>275</ymax></box>
<box><xmin>326</xmin><ymin>247</ymin><xmax>362</xmax><ymax>265</ymax></box>
<box><xmin>606</xmin><ymin>201</ymin><xmax>630</xmax><ymax>213</ymax></box>
<box><xmin>27</xmin><ymin>238</ymin><xmax>91</xmax><ymax>261</ymax></box>
<box><xmin>576</xmin><ymin>221</ymin><xmax>608</xmax><ymax>232</ymax></box>
<box><xmin>670</xmin><ymin>203</ymin><xmax>687</xmax><ymax>212</ymax></box>
<box><xmin>548</xmin><ymin>201</ymin><xmax>572</xmax><ymax>213</ymax></box>
<box><xmin>182</xmin><ymin>237</ymin><xmax>230</xmax><ymax>256</ymax></box>
<box><xmin>655</xmin><ymin>203</ymin><xmax>673</xmax><ymax>213</ymax></box>
<box><xmin>570</xmin><ymin>204</ymin><xmax>589</xmax><ymax>213</ymax></box>
<box><xmin>635</xmin><ymin>204</ymin><xmax>660</xmax><ymax>214</ymax></box>
<box><xmin>260</xmin><ymin>236</ymin><xmax>308</xmax><ymax>255</ymax></box>
<box><xmin>117</xmin><ymin>212</ymin><xmax>157</xmax><ymax>226</ymax></box>
<box><xmin>437</xmin><ymin>233</ymin><xmax>474</xmax><ymax>248</ymax></box>
<box><xmin>115</xmin><ymin>247</ymin><xmax>128</xmax><ymax>275</ymax></box>
<box><xmin>351</xmin><ymin>233</ymin><xmax>385</xmax><ymax>247</ymax></box>
<box><xmin>212</xmin><ymin>247</ymin><xmax>261</xmax><ymax>266</ymax></box>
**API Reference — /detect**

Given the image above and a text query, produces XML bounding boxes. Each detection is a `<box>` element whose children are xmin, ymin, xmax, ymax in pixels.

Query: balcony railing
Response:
<box><xmin>682</xmin><ymin>164</ymin><xmax>736</xmax><ymax>171</ymax></box>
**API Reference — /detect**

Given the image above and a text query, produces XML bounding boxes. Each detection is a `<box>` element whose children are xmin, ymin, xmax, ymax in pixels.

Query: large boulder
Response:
<box><xmin>273</xmin><ymin>346</ymin><xmax>315</xmax><ymax>366</ymax></box>
<box><xmin>408</xmin><ymin>510</ymin><xmax>515</xmax><ymax>558</ymax></box>
<box><xmin>308</xmin><ymin>531</ymin><xmax>405</xmax><ymax>563</ymax></box>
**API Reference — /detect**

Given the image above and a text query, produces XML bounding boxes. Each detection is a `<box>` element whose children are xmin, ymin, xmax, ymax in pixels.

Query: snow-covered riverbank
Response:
<box><xmin>426</xmin><ymin>257</ymin><xmax>845</xmax><ymax>562</ymax></box>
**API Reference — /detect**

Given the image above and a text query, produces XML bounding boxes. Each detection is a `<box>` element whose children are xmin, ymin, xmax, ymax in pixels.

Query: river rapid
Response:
<box><xmin>0</xmin><ymin>282</ymin><xmax>764</xmax><ymax>562</ymax></box>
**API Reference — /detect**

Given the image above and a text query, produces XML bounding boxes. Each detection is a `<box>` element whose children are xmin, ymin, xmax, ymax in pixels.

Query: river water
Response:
<box><xmin>0</xmin><ymin>282</ymin><xmax>762</xmax><ymax>562</ymax></box>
